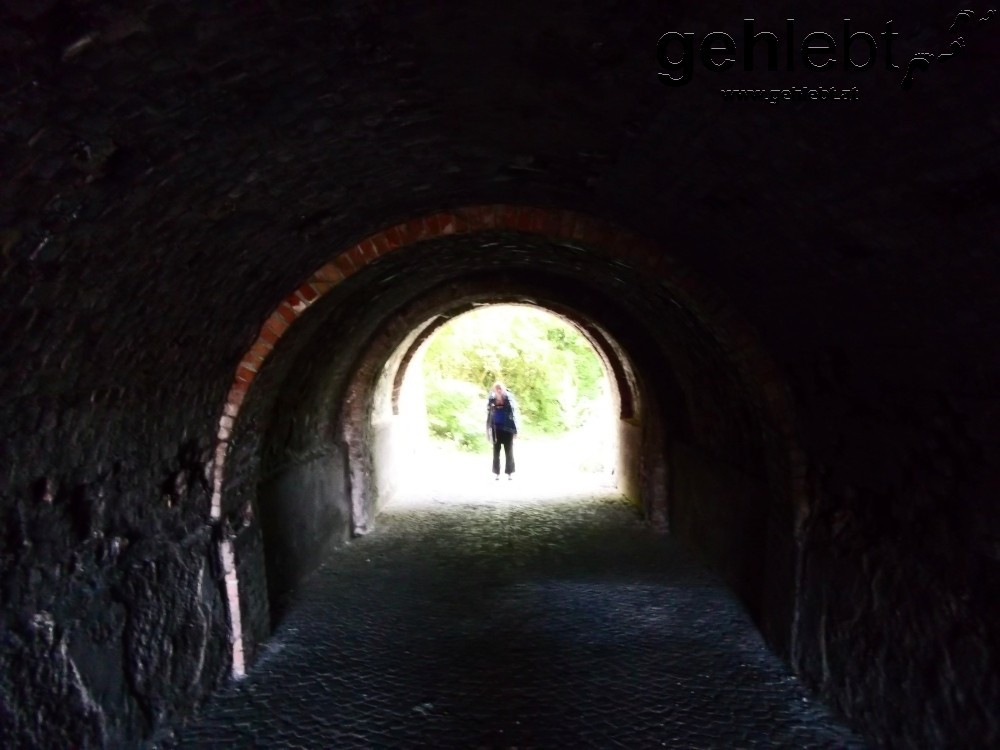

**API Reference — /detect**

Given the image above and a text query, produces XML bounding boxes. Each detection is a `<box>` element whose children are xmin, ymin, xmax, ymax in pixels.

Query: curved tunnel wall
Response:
<box><xmin>216</xmin><ymin>207</ymin><xmax>802</xmax><ymax>680</ymax></box>
<box><xmin>2</xmin><ymin>2</ymin><xmax>997</xmax><ymax>746</ymax></box>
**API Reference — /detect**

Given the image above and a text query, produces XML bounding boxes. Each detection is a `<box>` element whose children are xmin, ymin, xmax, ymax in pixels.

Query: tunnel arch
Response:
<box><xmin>214</xmin><ymin>205</ymin><xmax>807</xmax><ymax>678</ymax></box>
<box><xmin>352</xmin><ymin>292</ymin><xmax>651</xmax><ymax>527</ymax></box>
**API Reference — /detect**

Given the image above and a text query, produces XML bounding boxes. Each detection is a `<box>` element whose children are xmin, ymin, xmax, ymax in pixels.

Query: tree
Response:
<box><xmin>421</xmin><ymin>305</ymin><xmax>606</xmax><ymax>449</ymax></box>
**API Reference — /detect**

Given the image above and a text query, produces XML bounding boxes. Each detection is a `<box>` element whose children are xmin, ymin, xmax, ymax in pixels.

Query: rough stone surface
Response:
<box><xmin>154</xmin><ymin>490</ymin><xmax>865</xmax><ymax>749</ymax></box>
<box><xmin>0</xmin><ymin>0</ymin><xmax>997</xmax><ymax>747</ymax></box>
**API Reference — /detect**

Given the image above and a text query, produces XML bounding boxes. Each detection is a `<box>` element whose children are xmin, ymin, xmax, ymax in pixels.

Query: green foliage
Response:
<box><xmin>422</xmin><ymin>305</ymin><xmax>606</xmax><ymax>448</ymax></box>
<box><xmin>425</xmin><ymin>378</ymin><xmax>489</xmax><ymax>452</ymax></box>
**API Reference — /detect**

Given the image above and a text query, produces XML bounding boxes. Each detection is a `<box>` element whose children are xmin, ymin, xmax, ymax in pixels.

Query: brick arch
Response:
<box><xmin>211</xmin><ymin>205</ymin><xmax>806</xmax><ymax>676</ymax></box>
<box><xmin>389</xmin><ymin>310</ymin><xmax>471</xmax><ymax>417</ymax></box>
<box><xmin>213</xmin><ymin>205</ymin><xmax>800</xmax><ymax>513</ymax></box>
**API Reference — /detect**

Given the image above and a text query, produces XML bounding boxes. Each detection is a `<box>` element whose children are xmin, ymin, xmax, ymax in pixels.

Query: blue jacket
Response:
<box><xmin>486</xmin><ymin>390</ymin><xmax>519</xmax><ymax>440</ymax></box>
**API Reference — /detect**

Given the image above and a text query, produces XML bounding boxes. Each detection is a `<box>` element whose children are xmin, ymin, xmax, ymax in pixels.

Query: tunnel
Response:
<box><xmin>1</xmin><ymin>1</ymin><xmax>998</xmax><ymax>748</ymax></box>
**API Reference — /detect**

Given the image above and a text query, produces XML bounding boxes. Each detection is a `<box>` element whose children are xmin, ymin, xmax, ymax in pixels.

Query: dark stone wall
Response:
<box><xmin>670</xmin><ymin>442</ymin><xmax>770</xmax><ymax>614</ymax></box>
<box><xmin>0</xmin><ymin>368</ymin><xmax>233</xmax><ymax>746</ymax></box>
<box><xmin>221</xmin><ymin>265</ymin><xmax>387</xmax><ymax>628</ymax></box>
<box><xmin>257</xmin><ymin>452</ymin><xmax>350</xmax><ymax>612</ymax></box>
<box><xmin>0</xmin><ymin>0</ymin><xmax>996</xmax><ymax>746</ymax></box>
<box><xmin>616</xmin><ymin>419</ymin><xmax>643</xmax><ymax>508</ymax></box>
<box><xmin>0</xmin><ymin>505</ymin><xmax>230</xmax><ymax>749</ymax></box>
<box><xmin>793</xmin><ymin>381</ymin><xmax>1000</xmax><ymax>745</ymax></box>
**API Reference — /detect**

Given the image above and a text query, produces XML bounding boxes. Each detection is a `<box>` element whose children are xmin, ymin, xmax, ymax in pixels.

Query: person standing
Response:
<box><xmin>486</xmin><ymin>382</ymin><xmax>518</xmax><ymax>479</ymax></box>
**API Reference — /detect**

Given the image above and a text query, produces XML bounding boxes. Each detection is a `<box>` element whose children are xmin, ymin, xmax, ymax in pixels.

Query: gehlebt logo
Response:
<box><xmin>655</xmin><ymin>8</ymin><xmax>996</xmax><ymax>95</ymax></box>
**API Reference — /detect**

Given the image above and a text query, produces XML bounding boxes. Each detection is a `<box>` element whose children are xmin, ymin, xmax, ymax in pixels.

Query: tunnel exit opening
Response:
<box><xmin>341</xmin><ymin>286</ymin><xmax>659</xmax><ymax>536</ymax></box>
<box><xmin>369</xmin><ymin>303</ymin><xmax>622</xmax><ymax>509</ymax></box>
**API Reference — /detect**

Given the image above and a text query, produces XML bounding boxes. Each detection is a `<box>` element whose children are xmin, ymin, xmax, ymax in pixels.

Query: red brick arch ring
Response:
<box><xmin>210</xmin><ymin>205</ymin><xmax>808</xmax><ymax>677</ymax></box>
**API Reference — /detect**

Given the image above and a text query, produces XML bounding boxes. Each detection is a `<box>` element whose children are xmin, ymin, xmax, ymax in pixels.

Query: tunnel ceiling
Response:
<box><xmin>2</xmin><ymin>2</ymin><xmax>997</xmax><ymax>400</ymax></box>
<box><xmin>1</xmin><ymin>0</ymin><xmax>995</xmax><ymax>441</ymax></box>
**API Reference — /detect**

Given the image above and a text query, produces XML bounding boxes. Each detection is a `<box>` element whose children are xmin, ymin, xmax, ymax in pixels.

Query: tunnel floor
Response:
<box><xmin>155</xmin><ymin>483</ymin><xmax>865</xmax><ymax>749</ymax></box>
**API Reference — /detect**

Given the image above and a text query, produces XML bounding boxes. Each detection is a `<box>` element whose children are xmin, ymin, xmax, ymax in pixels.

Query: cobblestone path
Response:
<box><xmin>155</xmin><ymin>486</ymin><xmax>865</xmax><ymax>749</ymax></box>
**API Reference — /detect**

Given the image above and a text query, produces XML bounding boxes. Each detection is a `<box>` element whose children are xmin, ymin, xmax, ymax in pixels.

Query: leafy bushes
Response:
<box><xmin>421</xmin><ymin>306</ymin><xmax>605</xmax><ymax>450</ymax></box>
<box><xmin>425</xmin><ymin>378</ymin><xmax>490</xmax><ymax>452</ymax></box>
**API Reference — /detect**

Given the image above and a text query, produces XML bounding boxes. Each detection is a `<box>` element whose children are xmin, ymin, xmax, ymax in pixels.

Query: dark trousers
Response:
<box><xmin>492</xmin><ymin>430</ymin><xmax>515</xmax><ymax>475</ymax></box>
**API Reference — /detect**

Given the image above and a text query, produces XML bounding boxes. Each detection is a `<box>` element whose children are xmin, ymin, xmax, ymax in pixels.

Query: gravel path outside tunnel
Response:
<box><xmin>153</xmin><ymin>483</ymin><xmax>866</xmax><ymax>749</ymax></box>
